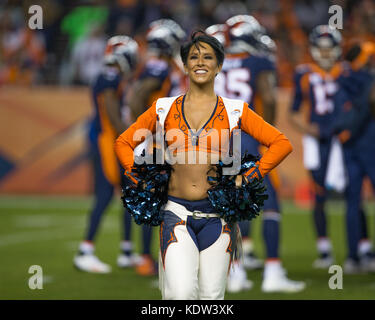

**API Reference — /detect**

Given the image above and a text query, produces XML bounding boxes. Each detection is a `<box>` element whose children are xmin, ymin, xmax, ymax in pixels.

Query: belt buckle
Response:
<box><xmin>192</xmin><ymin>210</ymin><xmax>203</xmax><ymax>219</ymax></box>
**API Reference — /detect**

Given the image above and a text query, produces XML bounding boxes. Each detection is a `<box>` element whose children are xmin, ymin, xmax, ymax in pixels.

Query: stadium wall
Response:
<box><xmin>0</xmin><ymin>86</ymin><xmax>338</xmax><ymax>200</ymax></box>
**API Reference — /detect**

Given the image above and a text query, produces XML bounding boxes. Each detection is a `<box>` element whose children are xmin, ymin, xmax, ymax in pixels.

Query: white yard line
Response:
<box><xmin>0</xmin><ymin>196</ymin><xmax>122</xmax><ymax>210</ymax></box>
<box><xmin>0</xmin><ymin>218</ymin><xmax>120</xmax><ymax>247</ymax></box>
<box><xmin>0</xmin><ymin>228</ymin><xmax>83</xmax><ymax>247</ymax></box>
<box><xmin>11</xmin><ymin>215</ymin><xmax>84</xmax><ymax>228</ymax></box>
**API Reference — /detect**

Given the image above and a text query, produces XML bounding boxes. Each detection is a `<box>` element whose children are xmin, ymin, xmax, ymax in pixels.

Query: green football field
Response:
<box><xmin>0</xmin><ymin>195</ymin><xmax>374</xmax><ymax>300</ymax></box>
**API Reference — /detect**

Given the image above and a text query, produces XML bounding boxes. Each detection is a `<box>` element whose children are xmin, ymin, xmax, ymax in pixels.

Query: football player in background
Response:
<box><xmin>206</xmin><ymin>23</ymin><xmax>263</xmax><ymax>285</ymax></box>
<box><xmin>127</xmin><ymin>19</ymin><xmax>186</xmax><ymax>276</ymax></box>
<box><xmin>73</xmin><ymin>36</ymin><xmax>140</xmax><ymax>273</ymax></box>
<box><xmin>289</xmin><ymin>25</ymin><xmax>371</xmax><ymax>270</ymax></box>
<box><xmin>211</xmin><ymin>15</ymin><xmax>305</xmax><ymax>293</ymax></box>
<box><xmin>334</xmin><ymin>41</ymin><xmax>375</xmax><ymax>273</ymax></box>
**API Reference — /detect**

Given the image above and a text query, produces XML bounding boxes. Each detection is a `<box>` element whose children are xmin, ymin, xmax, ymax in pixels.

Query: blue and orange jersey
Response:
<box><xmin>115</xmin><ymin>95</ymin><xmax>292</xmax><ymax>180</ymax></box>
<box><xmin>334</xmin><ymin>58</ymin><xmax>375</xmax><ymax>143</ymax></box>
<box><xmin>138</xmin><ymin>57</ymin><xmax>185</xmax><ymax>107</ymax></box>
<box><xmin>290</xmin><ymin>62</ymin><xmax>350</xmax><ymax>139</ymax></box>
<box><xmin>88</xmin><ymin>65</ymin><xmax>126</xmax><ymax>185</ymax></box>
<box><xmin>338</xmin><ymin>41</ymin><xmax>375</xmax><ymax>103</ymax></box>
<box><xmin>88</xmin><ymin>66</ymin><xmax>124</xmax><ymax>144</ymax></box>
<box><xmin>337</xmin><ymin>66</ymin><xmax>374</xmax><ymax>103</ymax></box>
<box><xmin>215</xmin><ymin>53</ymin><xmax>280</xmax><ymax>187</ymax></box>
<box><xmin>215</xmin><ymin>53</ymin><xmax>276</xmax><ymax>117</ymax></box>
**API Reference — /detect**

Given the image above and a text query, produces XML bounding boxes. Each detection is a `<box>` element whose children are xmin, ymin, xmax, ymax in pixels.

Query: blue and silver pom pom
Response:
<box><xmin>207</xmin><ymin>153</ymin><xmax>268</xmax><ymax>223</ymax></box>
<box><xmin>121</xmin><ymin>160</ymin><xmax>171</xmax><ymax>226</ymax></box>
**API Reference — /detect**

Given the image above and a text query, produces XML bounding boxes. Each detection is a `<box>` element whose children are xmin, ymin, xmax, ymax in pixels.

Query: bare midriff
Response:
<box><xmin>167</xmin><ymin>151</ymin><xmax>219</xmax><ymax>200</ymax></box>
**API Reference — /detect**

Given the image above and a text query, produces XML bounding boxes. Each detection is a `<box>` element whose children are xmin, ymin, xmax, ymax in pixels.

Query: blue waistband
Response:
<box><xmin>167</xmin><ymin>195</ymin><xmax>216</xmax><ymax>213</ymax></box>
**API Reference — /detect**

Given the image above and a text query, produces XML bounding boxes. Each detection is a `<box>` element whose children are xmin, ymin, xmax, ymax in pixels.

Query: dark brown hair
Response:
<box><xmin>180</xmin><ymin>30</ymin><xmax>225</xmax><ymax>66</ymax></box>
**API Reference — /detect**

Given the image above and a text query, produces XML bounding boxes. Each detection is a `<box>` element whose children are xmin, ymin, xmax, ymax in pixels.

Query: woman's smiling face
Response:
<box><xmin>184</xmin><ymin>41</ymin><xmax>222</xmax><ymax>85</ymax></box>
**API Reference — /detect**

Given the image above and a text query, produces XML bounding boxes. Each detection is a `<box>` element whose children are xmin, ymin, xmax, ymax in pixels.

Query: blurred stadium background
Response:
<box><xmin>0</xmin><ymin>0</ymin><xmax>374</xmax><ymax>299</ymax></box>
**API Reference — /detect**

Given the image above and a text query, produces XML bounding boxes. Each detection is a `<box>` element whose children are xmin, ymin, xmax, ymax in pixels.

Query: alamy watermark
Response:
<box><xmin>28</xmin><ymin>5</ymin><xmax>43</xmax><ymax>30</ymax></box>
<box><xmin>328</xmin><ymin>265</ymin><xmax>343</xmax><ymax>290</ymax></box>
<box><xmin>28</xmin><ymin>265</ymin><xmax>43</xmax><ymax>290</ymax></box>
<box><xmin>328</xmin><ymin>5</ymin><xmax>343</xmax><ymax>30</ymax></box>
<box><xmin>133</xmin><ymin>128</ymin><xmax>242</xmax><ymax>175</ymax></box>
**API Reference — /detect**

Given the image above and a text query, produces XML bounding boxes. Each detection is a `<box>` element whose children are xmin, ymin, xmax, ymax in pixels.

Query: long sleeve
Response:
<box><xmin>115</xmin><ymin>102</ymin><xmax>157</xmax><ymax>174</ymax></box>
<box><xmin>240</xmin><ymin>103</ymin><xmax>293</xmax><ymax>179</ymax></box>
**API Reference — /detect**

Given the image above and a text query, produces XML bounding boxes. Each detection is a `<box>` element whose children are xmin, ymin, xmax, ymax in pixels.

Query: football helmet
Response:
<box><xmin>225</xmin><ymin>14</ymin><xmax>266</xmax><ymax>55</ymax></box>
<box><xmin>147</xmin><ymin>19</ymin><xmax>186</xmax><ymax>57</ymax></box>
<box><xmin>149</xmin><ymin>19</ymin><xmax>186</xmax><ymax>42</ymax></box>
<box><xmin>205</xmin><ymin>24</ymin><xmax>228</xmax><ymax>47</ymax></box>
<box><xmin>256</xmin><ymin>33</ymin><xmax>277</xmax><ymax>61</ymax></box>
<box><xmin>104</xmin><ymin>35</ymin><xmax>139</xmax><ymax>74</ymax></box>
<box><xmin>309</xmin><ymin>25</ymin><xmax>342</xmax><ymax>70</ymax></box>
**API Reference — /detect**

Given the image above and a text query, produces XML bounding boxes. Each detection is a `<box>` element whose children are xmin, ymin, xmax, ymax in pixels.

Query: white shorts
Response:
<box><xmin>159</xmin><ymin>199</ymin><xmax>235</xmax><ymax>300</ymax></box>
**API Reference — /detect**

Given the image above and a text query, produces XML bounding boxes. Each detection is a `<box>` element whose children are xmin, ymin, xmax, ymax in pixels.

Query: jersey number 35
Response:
<box><xmin>215</xmin><ymin>68</ymin><xmax>253</xmax><ymax>103</ymax></box>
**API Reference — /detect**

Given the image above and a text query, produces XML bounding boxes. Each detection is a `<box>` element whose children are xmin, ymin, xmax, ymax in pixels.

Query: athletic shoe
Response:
<box><xmin>364</xmin><ymin>258</ymin><xmax>375</xmax><ymax>273</ymax></box>
<box><xmin>261</xmin><ymin>266</ymin><xmax>305</xmax><ymax>293</ymax></box>
<box><xmin>135</xmin><ymin>254</ymin><xmax>157</xmax><ymax>276</ymax></box>
<box><xmin>343</xmin><ymin>258</ymin><xmax>363</xmax><ymax>274</ymax></box>
<box><xmin>312</xmin><ymin>255</ymin><xmax>334</xmax><ymax>269</ymax></box>
<box><xmin>359</xmin><ymin>252</ymin><xmax>375</xmax><ymax>272</ymax></box>
<box><xmin>226</xmin><ymin>262</ymin><xmax>253</xmax><ymax>293</ymax></box>
<box><xmin>243</xmin><ymin>253</ymin><xmax>263</xmax><ymax>270</ymax></box>
<box><xmin>73</xmin><ymin>254</ymin><xmax>112</xmax><ymax>273</ymax></box>
<box><xmin>117</xmin><ymin>253</ymin><xmax>143</xmax><ymax>268</ymax></box>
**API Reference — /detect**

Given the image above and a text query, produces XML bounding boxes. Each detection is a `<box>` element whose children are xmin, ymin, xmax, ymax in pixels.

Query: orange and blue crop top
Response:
<box><xmin>115</xmin><ymin>95</ymin><xmax>293</xmax><ymax>180</ymax></box>
<box><xmin>164</xmin><ymin>95</ymin><xmax>230</xmax><ymax>156</ymax></box>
